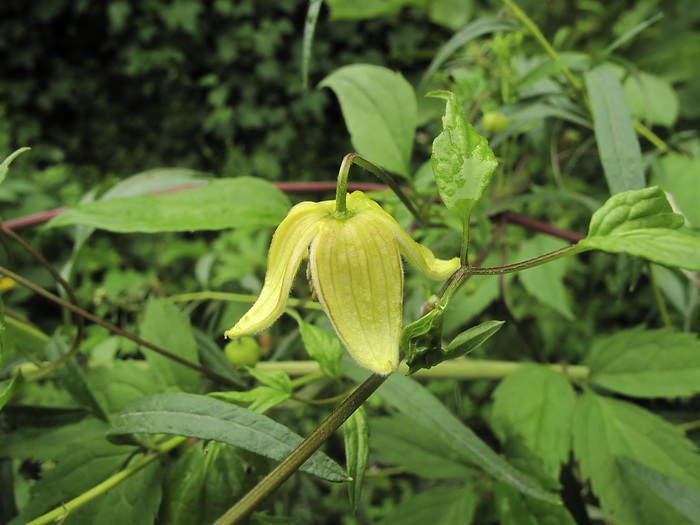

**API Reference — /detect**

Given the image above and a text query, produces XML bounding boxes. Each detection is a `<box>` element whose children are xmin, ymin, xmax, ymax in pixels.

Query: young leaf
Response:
<box><xmin>572</xmin><ymin>390</ymin><xmax>700</xmax><ymax>525</ymax></box>
<box><xmin>319</xmin><ymin>64</ymin><xmax>417</xmax><ymax>177</ymax></box>
<box><xmin>0</xmin><ymin>372</ymin><xmax>24</xmax><ymax>411</ymax></box>
<box><xmin>342</xmin><ymin>406</ymin><xmax>369</xmax><ymax>511</ymax></box>
<box><xmin>445</xmin><ymin>320</ymin><xmax>504</xmax><ymax>356</ymax></box>
<box><xmin>290</xmin><ymin>311</ymin><xmax>343</xmax><ymax>378</ymax></box>
<box><xmin>617</xmin><ymin>457</ymin><xmax>700</xmax><ymax>525</ymax></box>
<box><xmin>401</xmin><ymin>307</ymin><xmax>445</xmax><ymax>373</ymax></box>
<box><xmin>108</xmin><ymin>392</ymin><xmax>347</xmax><ymax>482</ymax></box>
<box><xmin>586</xmin><ymin>65</ymin><xmax>645</xmax><ymax>194</ymax></box>
<box><xmin>45</xmin><ymin>177</ymin><xmax>291</xmax><ymax>232</ymax></box>
<box><xmin>140</xmin><ymin>298</ymin><xmax>201</xmax><ymax>393</ymax></box>
<box><xmin>343</xmin><ymin>362</ymin><xmax>559</xmax><ymax>504</ymax></box>
<box><xmin>577</xmin><ymin>187</ymin><xmax>700</xmax><ymax>271</ymax></box>
<box><xmin>0</xmin><ymin>147</ymin><xmax>30</xmax><ymax>186</ymax></box>
<box><xmin>585</xmin><ymin>327</ymin><xmax>700</xmax><ymax>398</ymax></box>
<box><xmin>429</xmin><ymin>90</ymin><xmax>498</xmax><ymax>221</ymax></box>
<box><xmin>377</xmin><ymin>485</ymin><xmax>478</xmax><ymax>525</ymax></box>
<box><xmin>490</xmin><ymin>365</ymin><xmax>576</xmax><ymax>480</ymax></box>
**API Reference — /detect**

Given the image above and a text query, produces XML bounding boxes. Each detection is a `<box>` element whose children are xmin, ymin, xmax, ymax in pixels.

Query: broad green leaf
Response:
<box><xmin>0</xmin><ymin>147</ymin><xmax>30</xmax><ymax>185</ymax></box>
<box><xmin>63</xmin><ymin>460</ymin><xmax>162</xmax><ymax>525</ymax></box>
<box><xmin>108</xmin><ymin>392</ymin><xmax>347</xmax><ymax>482</ymax></box>
<box><xmin>342</xmin><ymin>406</ymin><xmax>369</xmax><ymax>511</ymax></box>
<box><xmin>491</xmin><ymin>365</ymin><xmax>576</xmax><ymax>479</ymax></box>
<box><xmin>140</xmin><ymin>298</ymin><xmax>200</xmax><ymax>393</ymax></box>
<box><xmin>624</xmin><ymin>71</ymin><xmax>679</xmax><ymax>128</ymax></box>
<box><xmin>8</xmin><ymin>437</ymin><xmax>134</xmax><ymax>524</ymax></box>
<box><xmin>378</xmin><ymin>485</ymin><xmax>478</xmax><ymax>525</ymax></box>
<box><xmin>617</xmin><ymin>457</ymin><xmax>700</xmax><ymax>525</ymax></box>
<box><xmin>585</xmin><ymin>327</ymin><xmax>700</xmax><ymax>398</ymax></box>
<box><xmin>0</xmin><ymin>372</ymin><xmax>23</xmax><ymax>411</ymax></box>
<box><xmin>46</xmin><ymin>177</ymin><xmax>290</xmax><ymax>232</ymax></box>
<box><xmin>516</xmin><ymin>235</ymin><xmax>573</xmax><ymax>320</ymax></box>
<box><xmin>370</xmin><ymin>414</ymin><xmax>475</xmax><ymax>479</ymax></box>
<box><xmin>343</xmin><ymin>362</ymin><xmax>559</xmax><ymax>504</ymax></box>
<box><xmin>429</xmin><ymin>90</ymin><xmax>498</xmax><ymax>220</ymax></box>
<box><xmin>421</xmin><ymin>18</ymin><xmax>516</xmax><ymax>88</ymax></box>
<box><xmin>653</xmin><ymin>154</ymin><xmax>700</xmax><ymax>227</ymax></box>
<box><xmin>319</xmin><ymin>64</ymin><xmax>417</xmax><ymax>177</ymax></box>
<box><xmin>572</xmin><ymin>391</ymin><xmax>700</xmax><ymax>525</ymax></box>
<box><xmin>290</xmin><ymin>312</ymin><xmax>343</xmax><ymax>378</ymax></box>
<box><xmin>586</xmin><ymin>65</ymin><xmax>645</xmax><ymax>194</ymax></box>
<box><xmin>494</xmin><ymin>482</ymin><xmax>576</xmax><ymax>525</ymax></box>
<box><xmin>45</xmin><ymin>336</ymin><xmax>109</xmax><ymax>421</ymax></box>
<box><xmin>161</xmin><ymin>441</ymin><xmax>252</xmax><ymax>525</ymax></box>
<box><xmin>577</xmin><ymin>187</ymin><xmax>700</xmax><ymax>271</ymax></box>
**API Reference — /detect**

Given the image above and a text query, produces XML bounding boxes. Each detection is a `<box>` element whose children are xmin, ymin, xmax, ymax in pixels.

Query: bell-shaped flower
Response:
<box><xmin>225</xmin><ymin>191</ymin><xmax>459</xmax><ymax>375</ymax></box>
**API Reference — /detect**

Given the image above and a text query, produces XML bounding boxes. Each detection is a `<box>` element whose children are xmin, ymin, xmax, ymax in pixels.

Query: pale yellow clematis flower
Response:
<box><xmin>224</xmin><ymin>191</ymin><xmax>459</xmax><ymax>375</ymax></box>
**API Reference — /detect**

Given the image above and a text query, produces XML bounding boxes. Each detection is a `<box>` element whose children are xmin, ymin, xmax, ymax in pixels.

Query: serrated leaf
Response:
<box><xmin>572</xmin><ymin>391</ymin><xmax>700</xmax><ymax>525</ymax></box>
<box><xmin>577</xmin><ymin>187</ymin><xmax>700</xmax><ymax>271</ymax></box>
<box><xmin>586</xmin><ymin>65</ymin><xmax>645</xmax><ymax>194</ymax></box>
<box><xmin>429</xmin><ymin>90</ymin><xmax>498</xmax><ymax>220</ymax></box>
<box><xmin>343</xmin><ymin>362</ymin><xmax>558</xmax><ymax>504</ymax></box>
<box><xmin>161</xmin><ymin>441</ymin><xmax>252</xmax><ymax>525</ymax></box>
<box><xmin>491</xmin><ymin>365</ymin><xmax>576</xmax><ymax>479</ymax></box>
<box><xmin>378</xmin><ymin>485</ymin><xmax>478</xmax><ymax>525</ymax></box>
<box><xmin>108</xmin><ymin>392</ymin><xmax>347</xmax><ymax>482</ymax></box>
<box><xmin>46</xmin><ymin>177</ymin><xmax>290</xmax><ymax>232</ymax></box>
<box><xmin>342</xmin><ymin>406</ymin><xmax>368</xmax><ymax>511</ymax></box>
<box><xmin>319</xmin><ymin>64</ymin><xmax>416</xmax><ymax>177</ymax></box>
<box><xmin>617</xmin><ymin>457</ymin><xmax>700</xmax><ymax>524</ymax></box>
<box><xmin>586</xmin><ymin>327</ymin><xmax>700</xmax><ymax>398</ymax></box>
<box><xmin>140</xmin><ymin>298</ymin><xmax>200</xmax><ymax>393</ymax></box>
<box><xmin>516</xmin><ymin>235</ymin><xmax>573</xmax><ymax>320</ymax></box>
<box><xmin>494</xmin><ymin>482</ymin><xmax>576</xmax><ymax>525</ymax></box>
<box><xmin>371</xmin><ymin>414</ymin><xmax>475</xmax><ymax>479</ymax></box>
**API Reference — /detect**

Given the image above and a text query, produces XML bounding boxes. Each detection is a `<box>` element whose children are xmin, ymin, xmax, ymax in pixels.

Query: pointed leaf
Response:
<box><xmin>319</xmin><ymin>64</ymin><xmax>416</xmax><ymax>177</ymax></box>
<box><xmin>429</xmin><ymin>90</ymin><xmax>498</xmax><ymax>220</ymax></box>
<box><xmin>107</xmin><ymin>392</ymin><xmax>347</xmax><ymax>482</ymax></box>
<box><xmin>586</xmin><ymin>65</ymin><xmax>645</xmax><ymax>194</ymax></box>
<box><xmin>0</xmin><ymin>147</ymin><xmax>30</xmax><ymax>185</ymax></box>
<box><xmin>342</xmin><ymin>406</ymin><xmax>369</xmax><ymax>511</ymax></box>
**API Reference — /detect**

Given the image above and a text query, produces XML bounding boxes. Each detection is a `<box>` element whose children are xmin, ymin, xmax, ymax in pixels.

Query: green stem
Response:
<box><xmin>335</xmin><ymin>153</ymin><xmax>423</xmax><ymax>223</ymax></box>
<box><xmin>213</xmin><ymin>373</ymin><xmax>388</xmax><ymax>525</ymax></box>
<box><xmin>634</xmin><ymin>120</ymin><xmax>671</xmax><ymax>153</ymax></box>
<box><xmin>27</xmin><ymin>436</ymin><xmax>186</xmax><ymax>525</ymax></box>
<box><xmin>460</xmin><ymin>214</ymin><xmax>470</xmax><ymax>267</ymax></box>
<box><xmin>649</xmin><ymin>265</ymin><xmax>672</xmax><ymax>328</ymax></box>
<box><xmin>467</xmin><ymin>244</ymin><xmax>583</xmax><ymax>275</ymax></box>
<box><xmin>502</xmin><ymin>0</ymin><xmax>583</xmax><ymax>93</ymax></box>
<box><xmin>168</xmin><ymin>291</ymin><xmax>323</xmax><ymax>311</ymax></box>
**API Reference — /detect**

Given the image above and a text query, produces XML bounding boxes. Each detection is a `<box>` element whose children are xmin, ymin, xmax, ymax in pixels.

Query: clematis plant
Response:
<box><xmin>225</xmin><ymin>158</ymin><xmax>459</xmax><ymax>375</ymax></box>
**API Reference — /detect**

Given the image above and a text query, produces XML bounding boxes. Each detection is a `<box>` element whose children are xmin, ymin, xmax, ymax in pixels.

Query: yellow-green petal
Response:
<box><xmin>347</xmin><ymin>191</ymin><xmax>460</xmax><ymax>280</ymax></box>
<box><xmin>224</xmin><ymin>201</ymin><xmax>328</xmax><ymax>339</ymax></box>
<box><xmin>309</xmin><ymin>210</ymin><xmax>402</xmax><ymax>375</ymax></box>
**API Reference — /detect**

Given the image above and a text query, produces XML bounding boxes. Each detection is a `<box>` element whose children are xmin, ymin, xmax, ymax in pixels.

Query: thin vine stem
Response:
<box><xmin>466</xmin><ymin>244</ymin><xmax>583</xmax><ymax>275</ymax></box>
<box><xmin>0</xmin><ymin>265</ymin><xmax>240</xmax><ymax>388</ymax></box>
<box><xmin>213</xmin><ymin>373</ymin><xmax>388</xmax><ymax>525</ymax></box>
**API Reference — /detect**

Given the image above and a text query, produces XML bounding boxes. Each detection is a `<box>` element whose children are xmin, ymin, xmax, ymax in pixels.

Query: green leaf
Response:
<box><xmin>624</xmin><ymin>71</ymin><xmax>679</xmax><ymax>128</ymax></box>
<box><xmin>319</xmin><ymin>64</ymin><xmax>417</xmax><ymax>177</ymax></box>
<box><xmin>325</xmin><ymin>0</ymin><xmax>421</xmax><ymax>20</ymax></box>
<box><xmin>401</xmin><ymin>307</ymin><xmax>445</xmax><ymax>373</ymax></box>
<box><xmin>370</xmin><ymin>414</ymin><xmax>475</xmax><ymax>479</ymax></box>
<box><xmin>343</xmin><ymin>362</ymin><xmax>559</xmax><ymax>504</ymax></box>
<box><xmin>429</xmin><ymin>90</ymin><xmax>498</xmax><ymax>220</ymax></box>
<box><xmin>108</xmin><ymin>392</ymin><xmax>347</xmax><ymax>482</ymax></box>
<box><xmin>445</xmin><ymin>320</ymin><xmax>504</xmax><ymax>356</ymax></box>
<box><xmin>301</xmin><ymin>0</ymin><xmax>323</xmax><ymax>89</ymax></box>
<box><xmin>653</xmin><ymin>154</ymin><xmax>700</xmax><ymax>227</ymax></box>
<box><xmin>0</xmin><ymin>147</ymin><xmax>30</xmax><ymax>186</ymax></box>
<box><xmin>617</xmin><ymin>457</ymin><xmax>700</xmax><ymax>525</ymax></box>
<box><xmin>212</xmin><ymin>367</ymin><xmax>292</xmax><ymax>413</ymax></box>
<box><xmin>290</xmin><ymin>312</ymin><xmax>343</xmax><ymax>378</ymax></box>
<box><xmin>0</xmin><ymin>372</ymin><xmax>23</xmax><ymax>411</ymax></box>
<box><xmin>161</xmin><ymin>441</ymin><xmax>252</xmax><ymax>525</ymax></box>
<box><xmin>494</xmin><ymin>482</ymin><xmax>576</xmax><ymax>525</ymax></box>
<box><xmin>578</xmin><ymin>187</ymin><xmax>700</xmax><ymax>271</ymax></box>
<box><xmin>140</xmin><ymin>298</ymin><xmax>201</xmax><ymax>393</ymax></box>
<box><xmin>45</xmin><ymin>177</ymin><xmax>291</xmax><ymax>232</ymax></box>
<box><xmin>572</xmin><ymin>391</ymin><xmax>700</xmax><ymax>525</ymax></box>
<box><xmin>63</xmin><ymin>460</ymin><xmax>162</xmax><ymax>525</ymax></box>
<box><xmin>585</xmin><ymin>327</ymin><xmax>700</xmax><ymax>398</ymax></box>
<box><xmin>516</xmin><ymin>235</ymin><xmax>573</xmax><ymax>320</ymax></box>
<box><xmin>378</xmin><ymin>485</ymin><xmax>478</xmax><ymax>525</ymax></box>
<box><xmin>342</xmin><ymin>406</ymin><xmax>369</xmax><ymax>511</ymax></box>
<box><xmin>490</xmin><ymin>365</ymin><xmax>576</xmax><ymax>480</ymax></box>
<box><xmin>421</xmin><ymin>18</ymin><xmax>516</xmax><ymax>88</ymax></box>
<box><xmin>586</xmin><ymin>65</ymin><xmax>645</xmax><ymax>194</ymax></box>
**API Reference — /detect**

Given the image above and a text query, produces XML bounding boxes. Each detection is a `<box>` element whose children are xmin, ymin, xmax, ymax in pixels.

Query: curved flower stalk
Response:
<box><xmin>225</xmin><ymin>191</ymin><xmax>459</xmax><ymax>375</ymax></box>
